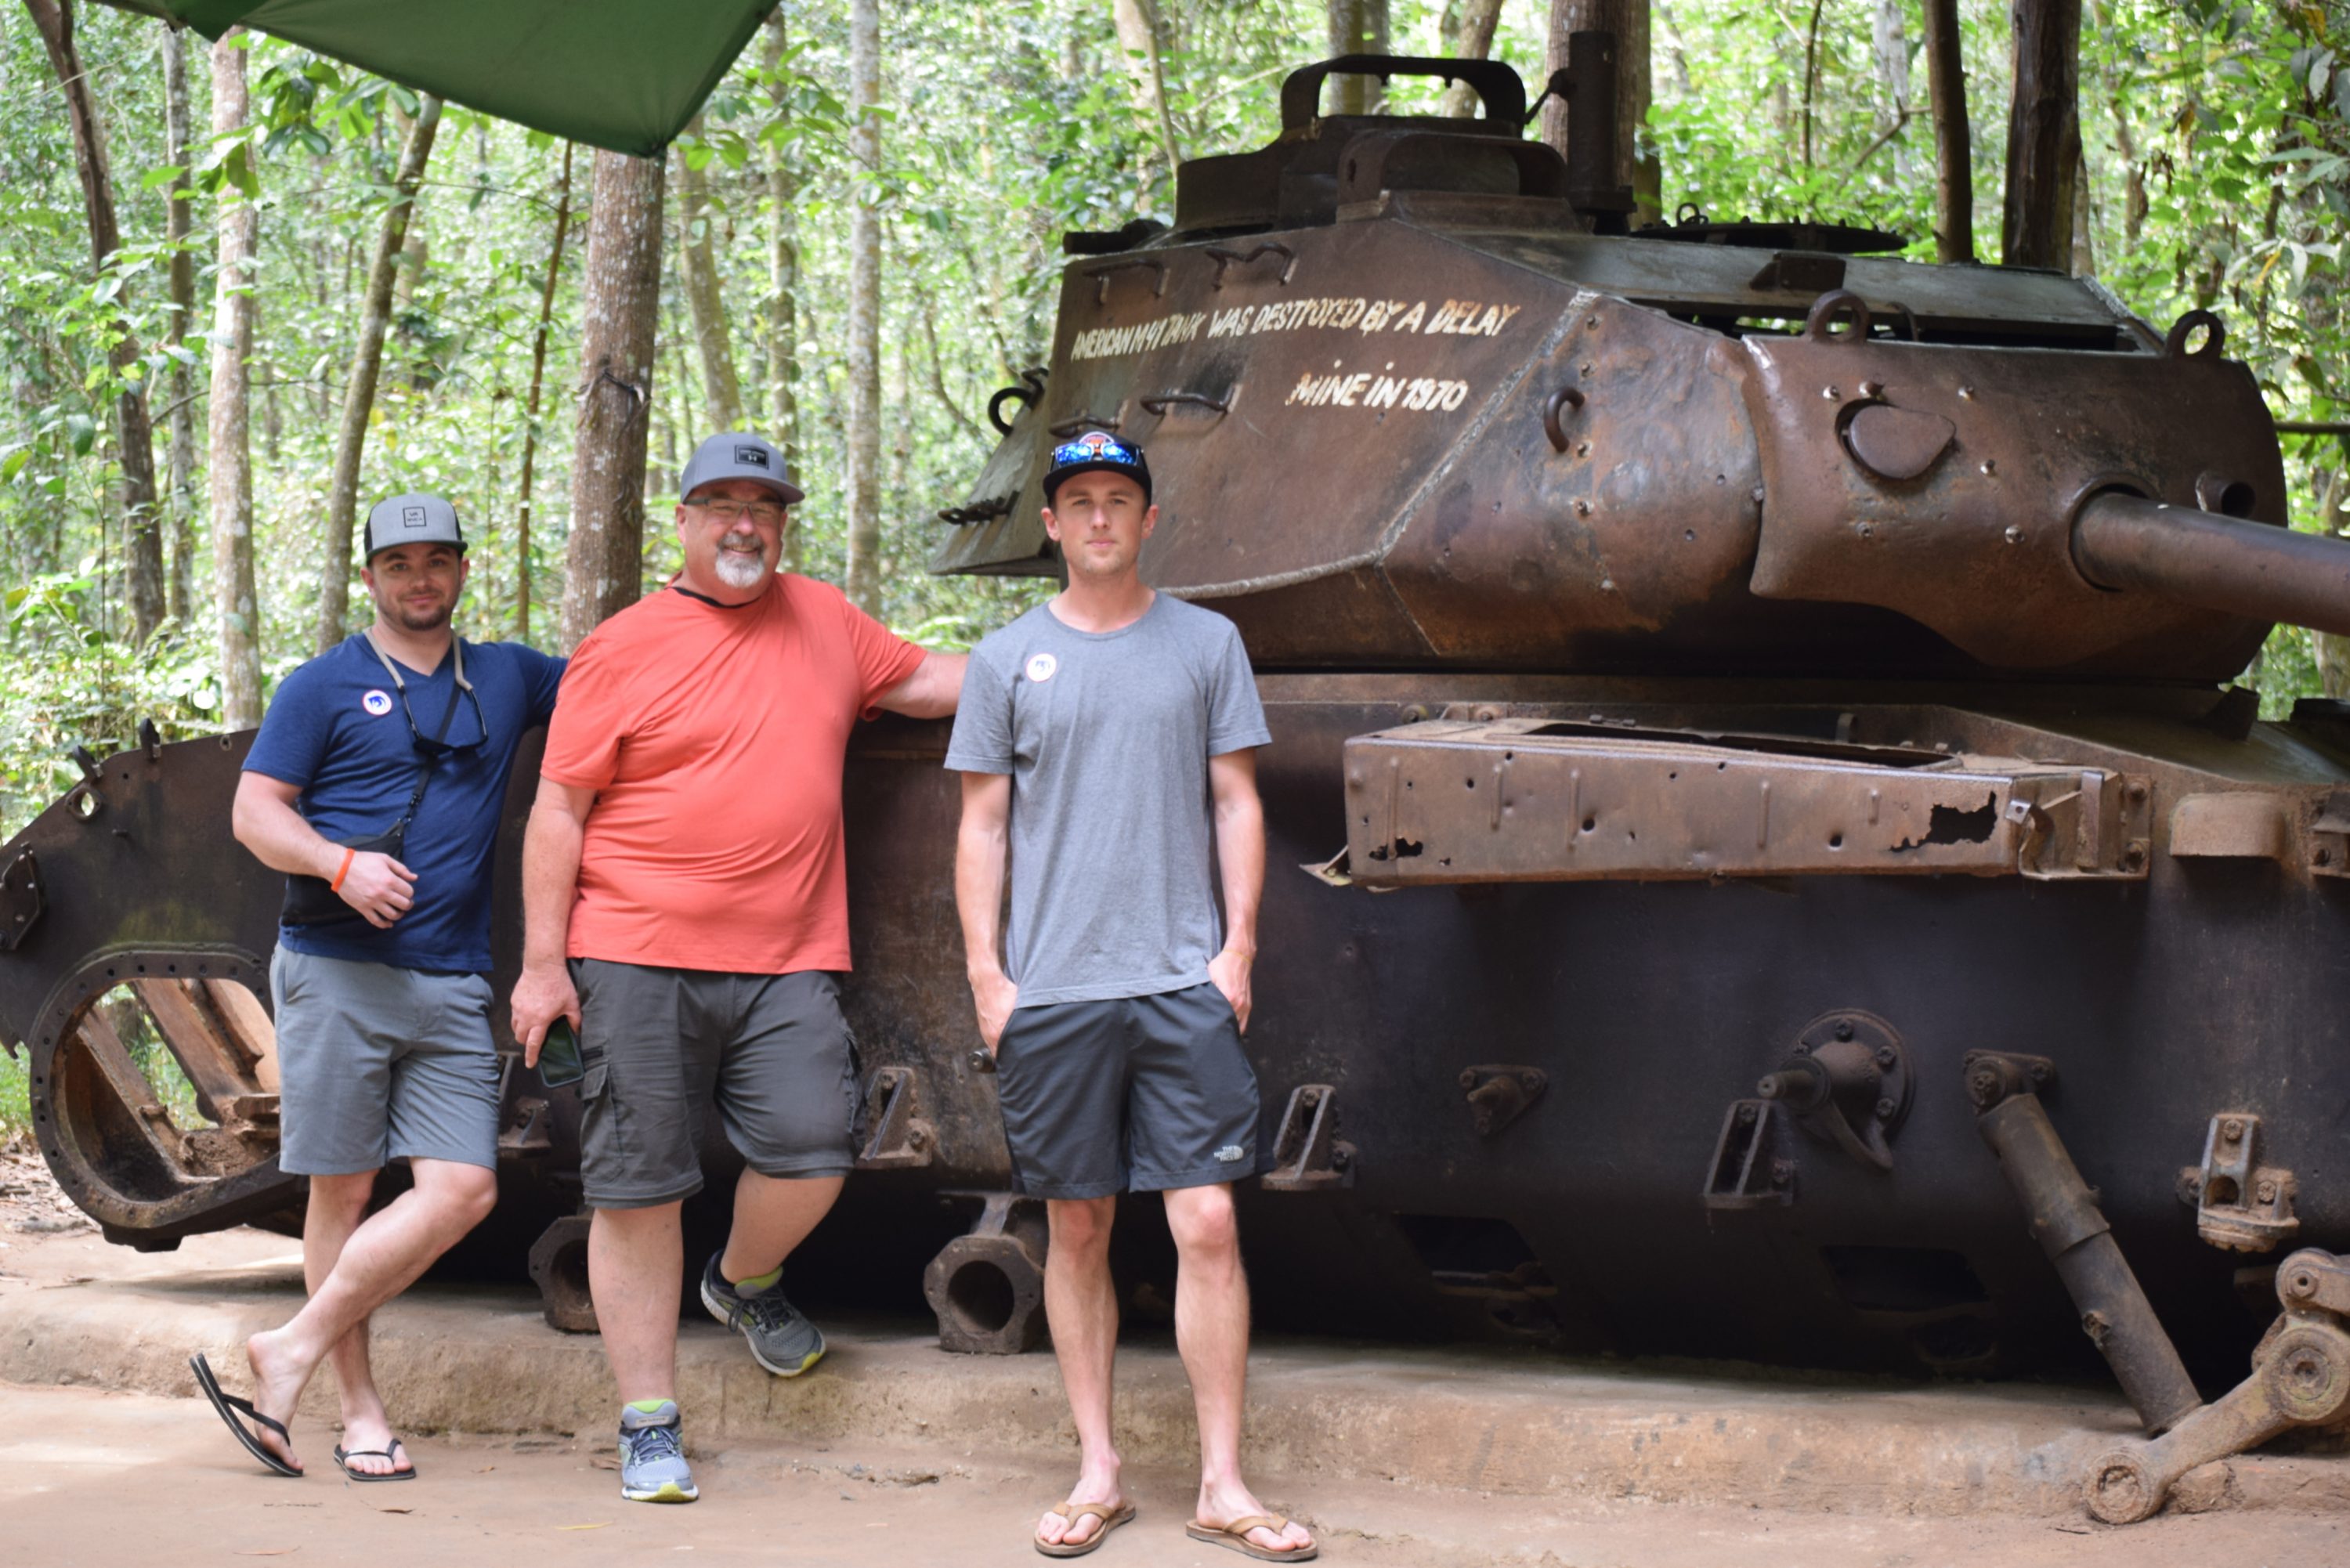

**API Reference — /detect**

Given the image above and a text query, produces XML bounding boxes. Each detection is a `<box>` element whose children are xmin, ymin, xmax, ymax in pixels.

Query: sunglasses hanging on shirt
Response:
<box><xmin>280</xmin><ymin>634</ymin><xmax>480</xmax><ymax>927</ymax></box>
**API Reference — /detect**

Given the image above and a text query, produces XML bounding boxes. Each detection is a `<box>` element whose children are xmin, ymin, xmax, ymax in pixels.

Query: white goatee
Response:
<box><xmin>713</xmin><ymin>548</ymin><xmax>769</xmax><ymax>590</ymax></box>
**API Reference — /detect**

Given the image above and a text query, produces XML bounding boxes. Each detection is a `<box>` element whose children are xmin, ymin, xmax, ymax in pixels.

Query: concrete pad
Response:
<box><xmin>2</xmin><ymin>1227</ymin><xmax>2346</xmax><ymax>1523</ymax></box>
<box><xmin>9</xmin><ymin>1382</ymin><xmax>2350</xmax><ymax>1568</ymax></box>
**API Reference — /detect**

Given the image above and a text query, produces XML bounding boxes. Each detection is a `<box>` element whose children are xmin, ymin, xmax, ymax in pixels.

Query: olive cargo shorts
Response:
<box><xmin>571</xmin><ymin>959</ymin><xmax>859</xmax><ymax>1209</ymax></box>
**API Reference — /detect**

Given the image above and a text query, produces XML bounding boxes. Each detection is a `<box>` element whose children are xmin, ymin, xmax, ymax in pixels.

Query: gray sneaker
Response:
<box><xmin>701</xmin><ymin>1252</ymin><xmax>827</xmax><ymax>1376</ymax></box>
<box><xmin>617</xmin><ymin>1401</ymin><xmax>697</xmax><ymax>1503</ymax></box>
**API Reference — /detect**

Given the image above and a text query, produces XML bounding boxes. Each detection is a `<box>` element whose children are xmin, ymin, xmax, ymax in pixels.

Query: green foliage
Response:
<box><xmin>0</xmin><ymin>1044</ymin><xmax>24</xmax><ymax>1139</ymax></box>
<box><xmin>1647</xmin><ymin>0</ymin><xmax>2350</xmax><ymax>714</ymax></box>
<box><xmin>2</xmin><ymin>0</ymin><xmax>2347</xmax><ymax>862</ymax></box>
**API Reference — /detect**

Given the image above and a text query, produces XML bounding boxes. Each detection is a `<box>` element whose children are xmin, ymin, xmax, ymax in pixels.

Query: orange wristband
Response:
<box><xmin>329</xmin><ymin>847</ymin><xmax>356</xmax><ymax>892</ymax></box>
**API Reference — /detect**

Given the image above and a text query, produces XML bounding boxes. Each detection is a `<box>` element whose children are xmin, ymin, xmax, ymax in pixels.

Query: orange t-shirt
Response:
<box><xmin>540</xmin><ymin>573</ymin><xmax>926</xmax><ymax>974</ymax></box>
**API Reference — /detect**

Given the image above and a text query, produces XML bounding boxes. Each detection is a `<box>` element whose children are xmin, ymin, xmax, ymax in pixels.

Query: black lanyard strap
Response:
<box><xmin>360</xmin><ymin>630</ymin><xmax>473</xmax><ymax>833</ymax></box>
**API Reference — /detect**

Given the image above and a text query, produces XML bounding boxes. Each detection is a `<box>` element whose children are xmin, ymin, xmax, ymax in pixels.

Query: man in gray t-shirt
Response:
<box><xmin>949</xmin><ymin>432</ymin><xmax>1313</xmax><ymax>1561</ymax></box>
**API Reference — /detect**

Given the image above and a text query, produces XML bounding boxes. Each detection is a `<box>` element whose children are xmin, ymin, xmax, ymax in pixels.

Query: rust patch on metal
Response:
<box><xmin>1341</xmin><ymin>717</ymin><xmax>2152</xmax><ymax>883</ymax></box>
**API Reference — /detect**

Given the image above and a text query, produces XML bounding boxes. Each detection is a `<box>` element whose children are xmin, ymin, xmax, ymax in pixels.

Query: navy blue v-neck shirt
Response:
<box><xmin>244</xmin><ymin>634</ymin><xmax>564</xmax><ymax>973</ymax></box>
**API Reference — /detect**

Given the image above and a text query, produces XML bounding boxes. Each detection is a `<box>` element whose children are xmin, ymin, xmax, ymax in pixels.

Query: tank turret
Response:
<box><xmin>935</xmin><ymin>52</ymin><xmax>2350</xmax><ymax>680</ymax></box>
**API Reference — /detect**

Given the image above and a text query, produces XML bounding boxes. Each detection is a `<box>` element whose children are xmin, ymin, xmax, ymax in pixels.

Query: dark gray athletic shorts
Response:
<box><xmin>270</xmin><ymin>946</ymin><xmax>500</xmax><ymax>1176</ymax></box>
<box><xmin>993</xmin><ymin>981</ymin><xmax>1263</xmax><ymax>1200</ymax></box>
<box><xmin>572</xmin><ymin>959</ymin><xmax>859</xmax><ymax>1209</ymax></box>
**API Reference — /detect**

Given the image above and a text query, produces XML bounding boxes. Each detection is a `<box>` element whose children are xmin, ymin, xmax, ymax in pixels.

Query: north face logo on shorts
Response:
<box><xmin>734</xmin><ymin>444</ymin><xmax>770</xmax><ymax>468</ymax></box>
<box><xmin>1214</xmin><ymin>1144</ymin><xmax>1246</xmax><ymax>1163</ymax></box>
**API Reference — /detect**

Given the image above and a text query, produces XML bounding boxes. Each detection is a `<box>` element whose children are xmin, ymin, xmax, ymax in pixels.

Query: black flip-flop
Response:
<box><xmin>333</xmin><ymin>1439</ymin><xmax>417</xmax><ymax>1482</ymax></box>
<box><xmin>189</xmin><ymin>1353</ymin><xmax>301</xmax><ymax>1478</ymax></box>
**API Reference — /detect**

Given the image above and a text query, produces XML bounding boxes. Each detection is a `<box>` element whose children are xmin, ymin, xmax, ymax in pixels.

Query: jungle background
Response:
<box><xmin>0</xmin><ymin>0</ymin><xmax>2344</xmax><ymax>843</ymax></box>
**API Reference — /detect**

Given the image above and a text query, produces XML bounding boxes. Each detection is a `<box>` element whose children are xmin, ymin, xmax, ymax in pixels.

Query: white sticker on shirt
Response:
<box><xmin>361</xmin><ymin>689</ymin><xmax>394</xmax><ymax>716</ymax></box>
<box><xmin>1025</xmin><ymin>652</ymin><xmax>1059</xmax><ymax>684</ymax></box>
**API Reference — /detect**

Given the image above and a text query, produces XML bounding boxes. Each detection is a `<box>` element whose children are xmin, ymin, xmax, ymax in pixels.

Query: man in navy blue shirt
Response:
<box><xmin>196</xmin><ymin>493</ymin><xmax>562</xmax><ymax>1482</ymax></box>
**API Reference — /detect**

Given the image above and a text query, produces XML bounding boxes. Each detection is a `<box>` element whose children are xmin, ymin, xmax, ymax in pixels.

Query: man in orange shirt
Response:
<box><xmin>511</xmin><ymin>432</ymin><xmax>962</xmax><ymax>1504</ymax></box>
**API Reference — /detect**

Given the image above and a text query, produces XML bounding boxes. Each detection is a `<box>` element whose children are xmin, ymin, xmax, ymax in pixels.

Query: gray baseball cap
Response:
<box><xmin>680</xmin><ymin>432</ymin><xmax>805</xmax><ymax>506</ymax></box>
<box><xmin>363</xmin><ymin>492</ymin><xmax>466</xmax><ymax>561</ymax></box>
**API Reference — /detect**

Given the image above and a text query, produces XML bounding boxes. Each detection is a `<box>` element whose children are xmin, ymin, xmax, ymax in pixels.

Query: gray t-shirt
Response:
<box><xmin>945</xmin><ymin>594</ymin><xmax>1271</xmax><ymax>1009</ymax></box>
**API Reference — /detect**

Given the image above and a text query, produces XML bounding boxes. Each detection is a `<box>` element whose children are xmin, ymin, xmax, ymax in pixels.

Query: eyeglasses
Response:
<box><xmin>688</xmin><ymin>498</ymin><xmax>788</xmax><ymax>526</ymax></box>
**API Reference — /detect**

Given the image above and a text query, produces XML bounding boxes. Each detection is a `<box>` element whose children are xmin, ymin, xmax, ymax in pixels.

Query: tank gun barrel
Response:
<box><xmin>2073</xmin><ymin>492</ymin><xmax>2350</xmax><ymax>638</ymax></box>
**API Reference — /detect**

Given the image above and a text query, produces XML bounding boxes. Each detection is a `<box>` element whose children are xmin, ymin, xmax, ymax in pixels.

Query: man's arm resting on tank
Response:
<box><xmin>230</xmin><ymin>771</ymin><xmax>416</xmax><ymax>930</ymax></box>
<box><xmin>875</xmin><ymin>649</ymin><xmax>967</xmax><ymax>719</ymax></box>
<box><xmin>512</xmin><ymin>777</ymin><xmax>595</xmax><ymax>1066</ymax></box>
<box><xmin>954</xmin><ymin>770</ymin><xmax>1018</xmax><ymax>1053</ymax></box>
<box><xmin>1207</xmin><ymin>748</ymin><xmax>1264</xmax><ymax>1034</ymax></box>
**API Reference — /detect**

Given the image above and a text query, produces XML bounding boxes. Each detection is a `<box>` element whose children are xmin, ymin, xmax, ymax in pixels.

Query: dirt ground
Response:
<box><xmin>5</xmin><ymin>1382</ymin><xmax>2343</xmax><ymax>1568</ymax></box>
<box><xmin>5</xmin><ymin>1139</ymin><xmax>2345</xmax><ymax>1566</ymax></box>
<box><xmin>0</xmin><ymin>1138</ymin><xmax>99</xmax><ymax>1244</ymax></box>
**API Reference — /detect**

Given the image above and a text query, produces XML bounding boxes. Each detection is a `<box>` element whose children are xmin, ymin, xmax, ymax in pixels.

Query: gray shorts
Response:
<box><xmin>994</xmin><ymin>982</ymin><xmax>1264</xmax><ymax>1200</ymax></box>
<box><xmin>269</xmin><ymin>946</ymin><xmax>501</xmax><ymax>1176</ymax></box>
<box><xmin>572</xmin><ymin>959</ymin><xmax>859</xmax><ymax>1210</ymax></box>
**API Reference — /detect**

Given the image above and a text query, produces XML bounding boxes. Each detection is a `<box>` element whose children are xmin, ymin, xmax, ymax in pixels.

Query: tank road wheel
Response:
<box><xmin>922</xmin><ymin>1194</ymin><xmax>1048</xmax><ymax>1354</ymax></box>
<box><xmin>528</xmin><ymin>1213</ymin><xmax>598</xmax><ymax>1332</ymax></box>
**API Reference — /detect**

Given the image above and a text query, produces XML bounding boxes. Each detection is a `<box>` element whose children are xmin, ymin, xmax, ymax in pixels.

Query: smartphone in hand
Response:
<box><xmin>537</xmin><ymin>1017</ymin><xmax>585</xmax><ymax>1089</ymax></box>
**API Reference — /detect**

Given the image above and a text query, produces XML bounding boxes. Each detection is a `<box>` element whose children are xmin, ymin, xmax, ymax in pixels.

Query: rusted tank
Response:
<box><xmin>8</xmin><ymin>47</ymin><xmax>2350</xmax><ymax>1518</ymax></box>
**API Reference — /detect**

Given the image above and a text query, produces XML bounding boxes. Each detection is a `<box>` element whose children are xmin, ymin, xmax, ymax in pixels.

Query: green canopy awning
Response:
<box><xmin>104</xmin><ymin>0</ymin><xmax>776</xmax><ymax>156</ymax></box>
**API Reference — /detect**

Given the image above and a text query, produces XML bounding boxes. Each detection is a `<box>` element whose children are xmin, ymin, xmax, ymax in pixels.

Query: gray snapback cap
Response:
<box><xmin>363</xmin><ymin>493</ymin><xmax>466</xmax><ymax>561</ymax></box>
<box><xmin>680</xmin><ymin>431</ymin><xmax>805</xmax><ymax>505</ymax></box>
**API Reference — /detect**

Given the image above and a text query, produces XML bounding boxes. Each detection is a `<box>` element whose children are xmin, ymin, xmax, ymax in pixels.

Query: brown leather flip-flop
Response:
<box><xmin>1184</xmin><ymin>1514</ymin><xmax>1319</xmax><ymax>1562</ymax></box>
<box><xmin>1036</xmin><ymin>1499</ymin><xmax>1136</xmax><ymax>1558</ymax></box>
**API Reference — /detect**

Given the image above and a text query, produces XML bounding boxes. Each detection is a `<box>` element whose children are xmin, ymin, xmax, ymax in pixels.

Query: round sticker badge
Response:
<box><xmin>1025</xmin><ymin>652</ymin><xmax>1058</xmax><ymax>684</ymax></box>
<box><xmin>362</xmin><ymin>689</ymin><xmax>394</xmax><ymax>717</ymax></box>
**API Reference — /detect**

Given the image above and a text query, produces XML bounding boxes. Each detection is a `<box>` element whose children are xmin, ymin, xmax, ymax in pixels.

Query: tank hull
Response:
<box><xmin>4</xmin><ymin>681</ymin><xmax>2347</xmax><ymax>1384</ymax></box>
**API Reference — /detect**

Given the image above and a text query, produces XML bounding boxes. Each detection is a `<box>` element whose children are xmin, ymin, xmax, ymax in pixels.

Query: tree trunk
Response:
<box><xmin>843</xmin><ymin>0</ymin><xmax>884</xmax><ymax>616</ymax></box>
<box><xmin>2001</xmin><ymin>0</ymin><xmax>2081</xmax><ymax>270</ymax></box>
<box><xmin>561</xmin><ymin>151</ymin><xmax>666</xmax><ymax>649</ymax></box>
<box><xmin>2319</xmin><ymin>471</ymin><xmax>2350</xmax><ymax>696</ymax></box>
<box><xmin>1923</xmin><ymin>0</ymin><xmax>1974</xmax><ymax>262</ymax></box>
<box><xmin>1325</xmin><ymin>0</ymin><xmax>1386</xmax><ymax>114</ymax></box>
<box><xmin>911</xmin><ymin>273</ymin><xmax>983</xmax><ymax>443</ymax></box>
<box><xmin>513</xmin><ymin>139</ymin><xmax>575</xmax><ymax>641</ymax></box>
<box><xmin>2085</xmin><ymin>0</ymin><xmax>2146</xmax><ymax>247</ymax></box>
<box><xmin>1543</xmin><ymin>2</ymin><xmax>1654</xmax><ymax>217</ymax></box>
<box><xmin>1871</xmin><ymin>0</ymin><xmax>1914</xmax><ymax>179</ymax></box>
<box><xmin>762</xmin><ymin>10</ymin><xmax>803</xmax><ymax>572</ymax></box>
<box><xmin>675</xmin><ymin>113</ymin><xmax>747</xmax><ymax>433</ymax></box>
<box><xmin>314</xmin><ymin>94</ymin><xmax>442</xmax><ymax>652</ymax></box>
<box><xmin>2070</xmin><ymin>150</ymin><xmax>2095</xmax><ymax>276</ymax></box>
<box><xmin>26</xmin><ymin>0</ymin><xmax>165</xmax><ymax>643</ymax></box>
<box><xmin>162</xmin><ymin>25</ymin><xmax>197</xmax><ymax>625</ymax></box>
<box><xmin>1440</xmin><ymin>0</ymin><xmax>1507</xmax><ymax>118</ymax></box>
<box><xmin>208</xmin><ymin>31</ymin><xmax>262</xmax><ymax>728</ymax></box>
<box><xmin>1111</xmin><ymin>0</ymin><xmax>1184</xmax><ymax>175</ymax></box>
<box><xmin>659</xmin><ymin>302</ymin><xmax>693</xmax><ymax>498</ymax></box>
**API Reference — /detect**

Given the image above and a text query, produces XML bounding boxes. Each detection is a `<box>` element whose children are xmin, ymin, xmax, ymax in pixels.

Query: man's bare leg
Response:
<box><xmin>715</xmin><ymin>1172</ymin><xmax>843</xmax><ymax>1282</ymax></box>
<box><xmin>300</xmin><ymin>1172</ymin><xmax>402</xmax><ymax>1476</ymax></box>
<box><xmin>244</xmin><ymin>1160</ymin><xmax>498</xmax><ymax>1472</ymax></box>
<box><xmin>1035</xmin><ymin>1195</ymin><xmax>1124</xmax><ymax>1550</ymax></box>
<box><xmin>591</xmin><ymin>1201</ymin><xmax>685</xmax><ymax>1404</ymax></box>
<box><xmin>1163</xmin><ymin>1183</ymin><xmax>1314</xmax><ymax>1558</ymax></box>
